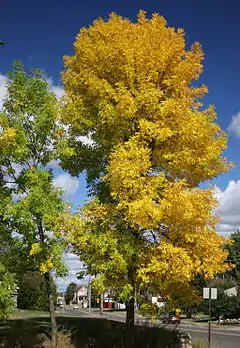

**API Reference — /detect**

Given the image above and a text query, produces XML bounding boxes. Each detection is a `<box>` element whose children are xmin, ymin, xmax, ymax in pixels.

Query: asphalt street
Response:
<box><xmin>57</xmin><ymin>308</ymin><xmax>240</xmax><ymax>347</ymax></box>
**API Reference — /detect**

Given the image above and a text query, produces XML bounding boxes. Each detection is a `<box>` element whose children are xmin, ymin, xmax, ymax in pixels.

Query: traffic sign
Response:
<box><xmin>203</xmin><ymin>287</ymin><xmax>217</xmax><ymax>299</ymax></box>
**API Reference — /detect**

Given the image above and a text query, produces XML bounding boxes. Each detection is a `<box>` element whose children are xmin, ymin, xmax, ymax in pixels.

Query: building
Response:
<box><xmin>141</xmin><ymin>289</ymin><xmax>166</xmax><ymax>308</ymax></box>
<box><xmin>103</xmin><ymin>292</ymin><xmax>115</xmax><ymax>309</ymax></box>
<box><xmin>73</xmin><ymin>285</ymin><xmax>88</xmax><ymax>308</ymax></box>
<box><xmin>224</xmin><ymin>287</ymin><xmax>237</xmax><ymax>297</ymax></box>
<box><xmin>57</xmin><ymin>293</ymin><xmax>65</xmax><ymax>308</ymax></box>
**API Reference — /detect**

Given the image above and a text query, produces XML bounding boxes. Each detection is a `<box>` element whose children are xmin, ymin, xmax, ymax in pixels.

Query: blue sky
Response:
<box><xmin>1</xmin><ymin>0</ymin><xmax>240</xmax><ymax>289</ymax></box>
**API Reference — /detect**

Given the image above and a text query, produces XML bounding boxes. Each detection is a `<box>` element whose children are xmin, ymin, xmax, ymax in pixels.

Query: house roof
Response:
<box><xmin>75</xmin><ymin>284</ymin><xmax>88</xmax><ymax>292</ymax></box>
<box><xmin>57</xmin><ymin>292</ymin><xmax>65</xmax><ymax>297</ymax></box>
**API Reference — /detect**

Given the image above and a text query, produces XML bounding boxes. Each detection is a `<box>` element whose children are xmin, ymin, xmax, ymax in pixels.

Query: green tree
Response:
<box><xmin>199</xmin><ymin>278</ymin><xmax>240</xmax><ymax>319</ymax></box>
<box><xmin>0</xmin><ymin>163</ymin><xmax>18</xmax><ymax>320</ymax></box>
<box><xmin>0</xmin><ymin>62</ymin><xmax>68</xmax><ymax>346</ymax></box>
<box><xmin>226</xmin><ymin>230</ymin><xmax>240</xmax><ymax>281</ymax></box>
<box><xmin>17</xmin><ymin>271</ymin><xmax>57</xmax><ymax>311</ymax></box>
<box><xmin>0</xmin><ymin>262</ymin><xmax>16</xmax><ymax>320</ymax></box>
<box><xmin>59</xmin><ymin>11</ymin><xmax>231</xmax><ymax>328</ymax></box>
<box><xmin>65</xmin><ymin>282</ymin><xmax>77</xmax><ymax>305</ymax></box>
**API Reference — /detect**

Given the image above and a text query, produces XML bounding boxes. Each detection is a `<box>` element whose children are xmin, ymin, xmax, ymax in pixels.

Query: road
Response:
<box><xmin>57</xmin><ymin>308</ymin><xmax>240</xmax><ymax>347</ymax></box>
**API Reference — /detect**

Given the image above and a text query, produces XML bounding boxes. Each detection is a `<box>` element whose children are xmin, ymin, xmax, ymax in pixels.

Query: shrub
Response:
<box><xmin>139</xmin><ymin>302</ymin><xmax>158</xmax><ymax>318</ymax></box>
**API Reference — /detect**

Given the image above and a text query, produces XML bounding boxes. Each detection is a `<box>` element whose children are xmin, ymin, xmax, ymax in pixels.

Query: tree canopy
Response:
<box><xmin>0</xmin><ymin>62</ymin><xmax>67</xmax><ymax>345</ymax></box>
<box><xmin>58</xmin><ymin>11</ymin><xmax>232</xmax><ymax>326</ymax></box>
<box><xmin>225</xmin><ymin>230</ymin><xmax>240</xmax><ymax>281</ymax></box>
<box><xmin>65</xmin><ymin>282</ymin><xmax>77</xmax><ymax>305</ymax></box>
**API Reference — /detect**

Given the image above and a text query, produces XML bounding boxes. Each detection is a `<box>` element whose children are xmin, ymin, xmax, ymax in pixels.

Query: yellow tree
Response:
<box><xmin>59</xmin><ymin>11</ymin><xmax>232</xmax><ymax>327</ymax></box>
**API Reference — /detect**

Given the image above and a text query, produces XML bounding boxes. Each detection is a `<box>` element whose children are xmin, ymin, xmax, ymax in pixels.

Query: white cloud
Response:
<box><xmin>48</xmin><ymin>159</ymin><xmax>61</xmax><ymax>169</ymax></box>
<box><xmin>214</xmin><ymin>180</ymin><xmax>240</xmax><ymax>235</ymax></box>
<box><xmin>47</xmin><ymin>78</ymin><xmax>64</xmax><ymax>99</ymax></box>
<box><xmin>0</xmin><ymin>73</ymin><xmax>8</xmax><ymax>108</ymax></box>
<box><xmin>227</xmin><ymin>112</ymin><xmax>240</xmax><ymax>136</ymax></box>
<box><xmin>76</xmin><ymin>134</ymin><xmax>96</xmax><ymax>147</ymax></box>
<box><xmin>55</xmin><ymin>253</ymin><xmax>87</xmax><ymax>292</ymax></box>
<box><xmin>53</xmin><ymin>173</ymin><xmax>79</xmax><ymax>197</ymax></box>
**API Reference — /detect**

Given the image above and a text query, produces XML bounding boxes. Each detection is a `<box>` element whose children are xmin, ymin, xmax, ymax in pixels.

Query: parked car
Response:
<box><xmin>163</xmin><ymin>312</ymin><xmax>181</xmax><ymax>325</ymax></box>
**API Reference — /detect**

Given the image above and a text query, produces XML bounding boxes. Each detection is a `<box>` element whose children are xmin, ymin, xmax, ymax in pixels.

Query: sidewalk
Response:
<box><xmin>179</xmin><ymin>318</ymin><xmax>240</xmax><ymax>331</ymax></box>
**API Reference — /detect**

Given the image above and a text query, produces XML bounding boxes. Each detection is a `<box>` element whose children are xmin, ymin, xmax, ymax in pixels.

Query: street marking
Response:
<box><xmin>185</xmin><ymin>328</ymin><xmax>240</xmax><ymax>337</ymax></box>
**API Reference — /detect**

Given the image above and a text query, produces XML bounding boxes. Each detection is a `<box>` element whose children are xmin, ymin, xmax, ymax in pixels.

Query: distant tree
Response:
<box><xmin>225</xmin><ymin>230</ymin><xmax>240</xmax><ymax>281</ymax></box>
<box><xmin>207</xmin><ymin>277</ymin><xmax>237</xmax><ymax>290</ymax></box>
<box><xmin>179</xmin><ymin>274</ymin><xmax>207</xmax><ymax>317</ymax></box>
<box><xmin>17</xmin><ymin>271</ymin><xmax>57</xmax><ymax>311</ymax></box>
<box><xmin>65</xmin><ymin>282</ymin><xmax>77</xmax><ymax>305</ymax></box>
<box><xmin>197</xmin><ymin>278</ymin><xmax>239</xmax><ymax>319</ymax></box>
<box><xmin>199</xmin><ymin>291</ymin><xmax>238</xmax><ymax>320</ymax></box>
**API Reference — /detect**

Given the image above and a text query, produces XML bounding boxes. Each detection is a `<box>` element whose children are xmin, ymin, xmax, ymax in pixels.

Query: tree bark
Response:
<box><xmin>44</xmin><ymin>271</ymin><xmax>57</xmax><ymax>348</ymax></box>
<box><xmin>126</xmin><ymin>250</ymin><xmax>137</xmax><ymax>329</ymax></box>
<box><xmin>100</xmin><ymin>293</ymin><xmax>104</xmax><ymax>316</ymax></box>
<box><xmin>126</xmin><ymin>297</ymin><xmax>135</xmax><ymax>328</ymax></box>
<box><xmin>37</xmin><ymin>219</ymin><xmax>57</xmax><ymax>347</ymax></box>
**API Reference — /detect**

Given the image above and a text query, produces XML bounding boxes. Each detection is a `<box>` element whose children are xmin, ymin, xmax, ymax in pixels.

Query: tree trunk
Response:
<box><xmin>126</xmin><ymin>251</ymin><xmax>137</xmax><ymax>329</ymax></box>
<box><xmin>126</xmin><ymin>296</ymin><xmax>135</xmax><ymax>328</ymax></box>
<box><xmin>100</xmin><ymin>293</ymin><xmax>104</xmax><ymax>316</ymax></box>
<box><xmin>44</xmin><ymin>271</ymin><xmax>57</xmax><ymax>347</ymax></box>
<box><xmin>37</xmin><ymin>220</ymin><xmax>57</xmax><ymax>347</ymax></box>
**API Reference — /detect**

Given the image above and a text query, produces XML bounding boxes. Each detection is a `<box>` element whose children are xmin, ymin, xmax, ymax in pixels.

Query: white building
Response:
<box><xmin>73</xmin><ymin>285</ymin><xmax>88</xmax><ymax>308</ymax></box>
<box><xmin>224</xmin><ymin>287</ymin><xmax>237</xmax><ymax>297</ymax></box>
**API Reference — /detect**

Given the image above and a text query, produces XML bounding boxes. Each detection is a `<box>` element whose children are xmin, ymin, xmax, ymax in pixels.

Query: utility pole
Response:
<box><xmin>208</xmin><ymin>288</ymin><xmax>212</xmax><ymax>348</ymax></box>
<box><xmin>100</xmin><ymin>293</ymin><xmax>104</xmax><ymax>316</ymax></box>
<box><xmin>88</xmin><ymin>275</ymin><xmax>91</xmax><ymax>316</ymax></box>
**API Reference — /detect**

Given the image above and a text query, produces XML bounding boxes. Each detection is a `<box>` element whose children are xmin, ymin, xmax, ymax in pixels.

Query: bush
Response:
<box><xmin>139</xmin><ymin>302</ymin><xmax>158</xmax><ymax>318</ymax></box>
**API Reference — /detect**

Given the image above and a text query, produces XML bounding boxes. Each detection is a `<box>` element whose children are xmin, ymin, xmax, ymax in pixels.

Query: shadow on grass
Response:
<box><xmin>105</xmin><ymin>308</ymin><xmax>126</xmax><ymax>312</ymax></box>
<box><xmin>0</xmin><ymin>316</ymin><xmax>180</xmax><ymax>347</ymax></box>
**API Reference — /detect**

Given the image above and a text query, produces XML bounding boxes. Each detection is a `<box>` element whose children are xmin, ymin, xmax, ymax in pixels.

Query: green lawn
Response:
<box><xmin>11</xmin><ymin>309</ymin><xmax>50</xmax><ymax>319</ymax></box>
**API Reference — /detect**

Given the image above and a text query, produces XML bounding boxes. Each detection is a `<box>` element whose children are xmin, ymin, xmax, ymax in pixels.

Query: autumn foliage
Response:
<box><xmin>60</xmin><ymin>11</ymin><xmax>232</xmax><ymax>312</ymax></box>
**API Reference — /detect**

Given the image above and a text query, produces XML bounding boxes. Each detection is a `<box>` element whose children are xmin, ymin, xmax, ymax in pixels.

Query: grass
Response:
<box><xmin>11</xmin><ymin>309</ymin><xmax>50</xmax><ymax>319</ymax></box>
<box><xmin>0</xmin><ymin>315</ymin><xmax>182</xmax><ymax>347</ymax></box>
<box><xmin>192</xmin><ymin>339</ymin><xmax>218</xmax><ymax>348</ymax></box>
